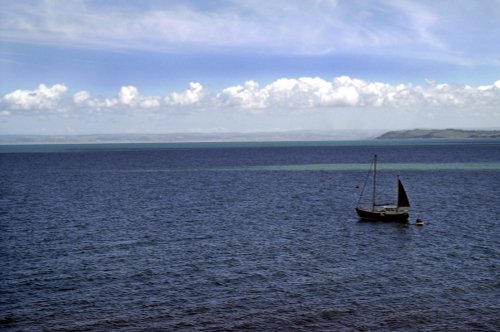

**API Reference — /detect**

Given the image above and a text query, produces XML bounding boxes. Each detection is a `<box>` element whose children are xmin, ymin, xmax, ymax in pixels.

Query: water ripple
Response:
<box><xmin>1</xmin><ymin>142</ymin><xmax>499</xmax><ymax>331</ymax></box>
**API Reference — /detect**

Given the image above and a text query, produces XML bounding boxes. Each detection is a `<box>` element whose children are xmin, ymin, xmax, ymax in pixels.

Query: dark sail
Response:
<box><xmin>397</xmin><ymin>179</ymin><xmax>410</xmax><ymax>207</ymax></box>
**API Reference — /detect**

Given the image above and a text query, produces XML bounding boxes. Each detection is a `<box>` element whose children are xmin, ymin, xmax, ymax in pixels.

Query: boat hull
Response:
<box><xmin>355</xmin><ymin>207</ymin><xmax>409</xmax><ymax>223</ymax></box>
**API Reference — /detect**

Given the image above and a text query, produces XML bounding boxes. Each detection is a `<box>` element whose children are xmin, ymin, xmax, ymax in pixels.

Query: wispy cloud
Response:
<box><xmin>1</xmin><ymin>0</ymin><xmax>496</xmax><ymax>64</ymax></box>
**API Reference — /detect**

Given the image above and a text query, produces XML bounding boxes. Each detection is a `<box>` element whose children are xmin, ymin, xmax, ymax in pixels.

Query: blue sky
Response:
<box><xmin>1</xmin><ymin>0</ymin><xmax>499</xmax><ymax>135</ymax></box>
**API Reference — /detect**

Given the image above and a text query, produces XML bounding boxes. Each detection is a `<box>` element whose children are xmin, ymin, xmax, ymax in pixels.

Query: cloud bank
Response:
<box><xmin>2</xmin><ymin>77</ymin><xmax>499</xmax><ymax>121</ymax></box>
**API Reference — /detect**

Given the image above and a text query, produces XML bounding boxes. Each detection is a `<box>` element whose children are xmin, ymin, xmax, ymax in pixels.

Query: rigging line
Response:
<box><xmin>357</xmin><ymin>159</ymin><xmax>374</xmax><ymax>207</ymax></box>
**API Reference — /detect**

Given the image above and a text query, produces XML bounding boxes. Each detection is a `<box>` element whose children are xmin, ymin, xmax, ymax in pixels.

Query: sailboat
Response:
<box><xmin>355</xmin><ymin>154</ymin><xmax>410</xmax><ymax>223</ymax></box>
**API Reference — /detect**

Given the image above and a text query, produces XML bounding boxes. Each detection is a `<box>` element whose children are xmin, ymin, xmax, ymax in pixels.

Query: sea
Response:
<box><xmin>1</xmin><ymin>139</ymin><xmax>499</xmax><ymax>331</ymax></box>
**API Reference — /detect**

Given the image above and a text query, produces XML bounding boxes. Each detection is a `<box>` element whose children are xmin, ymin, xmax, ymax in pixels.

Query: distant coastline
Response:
<box><xmin>2</xmin><ymin>129</ymin><xmax>500</xmax><ymax>145</ymax></box>
<box><xmin>0</xmin><ymin>130</ymin><xmax>380</xmax><ymax>145</ymax></box>
<box><xmin>377</xmin><ymin>129</ymin><xmax>500</xmax><ymax>139</ymax></box>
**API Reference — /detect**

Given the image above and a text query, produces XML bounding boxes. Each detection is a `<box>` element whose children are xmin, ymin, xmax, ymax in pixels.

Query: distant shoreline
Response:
<box><xmin>0</xmin><ymin>130</ymin><xmax>381</xmax><ymax>145</ymax></box>
<box><xmin>1</xmin><ymin>129</ymin><xmax>499</xmax><ymax>145</ymax></box>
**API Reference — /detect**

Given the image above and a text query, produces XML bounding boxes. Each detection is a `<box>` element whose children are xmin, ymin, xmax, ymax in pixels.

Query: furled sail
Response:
<box><xmin>397</xmin><ymin>179</ymin><xmax>410</xmax><ymax>207</ymax></box>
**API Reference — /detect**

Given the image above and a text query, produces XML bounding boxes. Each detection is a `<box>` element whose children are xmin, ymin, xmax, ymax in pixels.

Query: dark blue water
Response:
<box><xmin>1</xmin><ymin>140</ymin><xmax>499</xmax><ymax>331</ymax></box>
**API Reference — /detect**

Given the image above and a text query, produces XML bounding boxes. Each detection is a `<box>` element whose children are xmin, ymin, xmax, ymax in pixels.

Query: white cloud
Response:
<box><xmin>118</xmin><ymin>86</ymin><xmax>139</xmax><ymax>106</ymax></box>
<box><xmin>73</xmin><ymin>90</ymin><xmax>90</xmax><ymax>104</ymax></box>
<box><xmin>216</xmin><ymin>77</ymin><xmax>369</xmax><ymax>109</ymax></box>
<box><xmin>214</xmin><ymin>76</ymin><xmax>500</xmax><ymax>111</ymax></box>
<box><xmin>165</xmin><ymin>82</ymin><xmax>204</xmax><ymax>106</ymax></box>
<box><xmin>139</xmin><ymin>97</ymin><xmax>161</xmax><ymax>109</ymax></box>
<box><xmin>2</xmin><ymin>77</ymin><xmax>499</xmax><ymax>129</ymax></box>
<box><xmin>70</xmin><ymin>86</ymin><xmax>161</xmax><ymax>111</ymax></box>
<box><xmin>218</xmin><ymin>81</ymin><xmax>268</xmax><ymax>109</ymax></box>
<box><xmin>2</xmin><ymin>84</ymin><xmax>68</xmax><ymax>112</ymax></box>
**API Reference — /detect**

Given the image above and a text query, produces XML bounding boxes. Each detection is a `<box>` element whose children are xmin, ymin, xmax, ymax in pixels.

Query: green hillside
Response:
<box><xmin>377</xmin><ymin>129</ymin><xmax>500</xmax><ymax>139</ymax></box>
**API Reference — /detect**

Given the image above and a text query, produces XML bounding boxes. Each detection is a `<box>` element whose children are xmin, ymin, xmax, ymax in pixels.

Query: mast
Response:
<box><xmin>372</xmin><ymin>154</ymin><xmax>377</xmax><ymax>211</ymax></box>
<box><xmin>397</xmin><ymin>175</ymin><xmax>400</xmax><ymax>210</ymax></box>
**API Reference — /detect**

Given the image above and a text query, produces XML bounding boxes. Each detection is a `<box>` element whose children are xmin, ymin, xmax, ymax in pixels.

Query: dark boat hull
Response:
<box><xmin>355</xmin><ymin>207</ymin><xmax>409</xmax><ymax>223</ymax></box>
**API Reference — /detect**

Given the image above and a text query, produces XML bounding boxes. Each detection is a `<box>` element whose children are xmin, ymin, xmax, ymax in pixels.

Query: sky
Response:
<box><xmin>0</xmin><ymin>0</ymin><xmax>499</xmax><ymax>135</ymax></box>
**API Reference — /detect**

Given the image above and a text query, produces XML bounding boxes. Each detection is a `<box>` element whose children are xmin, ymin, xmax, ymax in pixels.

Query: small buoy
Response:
<box><xmin>415</xmin><ymin>218</ymin><xmax>424</xmax><ymax>226</ymax></box>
